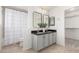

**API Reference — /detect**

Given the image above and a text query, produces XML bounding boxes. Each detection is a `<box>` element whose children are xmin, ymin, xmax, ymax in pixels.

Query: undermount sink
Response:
<box><xmin>37</xmin><ymin>32</ymin><xmax>44</xmax><ymax>34</ymax></box>
<box><xmin>37</xmin><ymin>30</ymin><xmax>52</xmax><ymax>33</ymax></box>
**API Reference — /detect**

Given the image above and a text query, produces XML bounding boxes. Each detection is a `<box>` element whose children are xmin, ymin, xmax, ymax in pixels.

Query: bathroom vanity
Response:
<box><xmin>31</xmin><ymin>29</ymin><xmax>57</xmax><ymax>51</ymax></box>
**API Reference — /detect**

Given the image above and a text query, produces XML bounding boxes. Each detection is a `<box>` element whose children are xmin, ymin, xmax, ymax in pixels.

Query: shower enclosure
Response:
<box><xmin>3</xmin><ymin>7</ymin><xmax>28</xmax><ymax>46</ymax></box>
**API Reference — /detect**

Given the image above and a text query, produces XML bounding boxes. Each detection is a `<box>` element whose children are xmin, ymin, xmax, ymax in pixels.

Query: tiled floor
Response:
<box><xmin>1</xmin><ymin>38</ymin><xmax>79</xmax><ymax>53</ymax></box>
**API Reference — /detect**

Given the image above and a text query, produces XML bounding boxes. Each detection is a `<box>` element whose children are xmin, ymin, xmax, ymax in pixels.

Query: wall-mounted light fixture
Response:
<box><xmin>37</xmin><ymin>8</ymin><xmax>47</xmax><ymax>14</ymax></box>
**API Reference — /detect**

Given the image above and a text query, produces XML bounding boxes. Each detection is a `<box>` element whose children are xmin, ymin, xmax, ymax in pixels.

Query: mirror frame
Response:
<box><xmin>33</xmin><ymin>12</ymin><xmax>42</xmax><ymax>28</ymax></box>
<box><xmin>43</xmin><ymin>14</ymin><xmax>49</xmax><ymax>27</ymax></box>
<box><xmin>49</xmin><ymin>16</ymin><xmax>55</xmax><ymax>26</ymax></box>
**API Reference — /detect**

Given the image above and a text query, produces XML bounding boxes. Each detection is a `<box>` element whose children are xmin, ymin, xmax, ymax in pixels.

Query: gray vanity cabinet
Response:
<box><xmin>32</xmin><ymin>31</ymin><xmax>56</xmax><ymax>51</ymax></box>
<box><xmin>32</xmin><ymin>35</ymin><xmax>44</xmax><ymax>51</ymax></box>
<box><xmin>32</xmin><ymin>34</ymin><xmax>49</xmax><ymax>51</ymax></box>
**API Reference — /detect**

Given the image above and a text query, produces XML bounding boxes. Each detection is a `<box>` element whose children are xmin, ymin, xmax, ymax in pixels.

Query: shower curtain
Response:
<box><xmin>4</xmin><ymin>8</ymin><xmax>27</xmax><ymax>46</ymax></box>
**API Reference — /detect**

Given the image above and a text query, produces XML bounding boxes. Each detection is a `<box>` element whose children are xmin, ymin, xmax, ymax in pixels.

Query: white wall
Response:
<box><xmin>23</xmin><ymin>7</ymin><xmax>33</xmax><ymax>50</ymax></box>
<box><xmin>49</xmin><ymin>6</ymin><xmax>72</xmax><ymax>46</ymax></box>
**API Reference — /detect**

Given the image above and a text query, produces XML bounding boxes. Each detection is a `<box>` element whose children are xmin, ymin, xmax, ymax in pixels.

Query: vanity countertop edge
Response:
<box><xmin>31</xmin><ymin>29</ymin><xmax>57</xmax><ymax>35</ymax></box>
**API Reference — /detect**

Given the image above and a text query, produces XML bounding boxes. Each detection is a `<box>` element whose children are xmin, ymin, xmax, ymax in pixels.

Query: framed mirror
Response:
<box><xmin>49</xmin><ymin>16</ymin><xmax>55</xmax><ymax>26</ymax></box>
<box><xmin>33</xmin><ymin>12</ymin><xmax>42</xmax><ymax>28</ymax></box>
<box><xmin>43</xmin><ymin>15</ymin><xmax>49</xmax><ymax>27</ymax></box>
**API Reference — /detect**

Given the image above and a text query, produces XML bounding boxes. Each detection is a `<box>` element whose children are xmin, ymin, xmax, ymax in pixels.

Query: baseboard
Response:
<box><xmin>56</xmin><ymin>42</ymin><xmax>65</xmax><ymax>47</ymax></box>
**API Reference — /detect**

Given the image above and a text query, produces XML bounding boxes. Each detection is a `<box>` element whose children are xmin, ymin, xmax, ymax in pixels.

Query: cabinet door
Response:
<box><xmin>37</xmin><ymin>35</ymin><xmax>44</xmax><ymax>50</ymax></box>
<box><xmin>52</xmin><ymin>33</ymin><xmax>56</xmax><ymax>44</ymax></box>
<box><xmin>44</xmin><ymin>34</ymin><xmax>49</xmax><ymax>47</ymax></box>
<box><xmin>49</xmin><ymin>33</ymin><xmax>53</xmax><ymax>45</ymax></box>
<box><xmin>32</xmin><ymin>35</ymin><xmax>38</xmax><ymax>50</ymax></box>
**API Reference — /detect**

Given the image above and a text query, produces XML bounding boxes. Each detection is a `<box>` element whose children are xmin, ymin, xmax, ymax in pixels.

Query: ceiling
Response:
<box><xmin>39</xmin><ymin>6</ymin><xmax>56</xmax><ymax>11</ymax></box>
<box><xmin>13</xmin><ymin>6</ymin><xmax>56</xmax><ymax>11</ymax></box>
<box><xmin>65</xmin><ymin>6</ymin><xmax>78</xmax><ymax>13</ymax></box>
<box><xmin>6</xmin><ymin>6</ymin><xmax>56</xmax><ymax>12</ymax></box>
